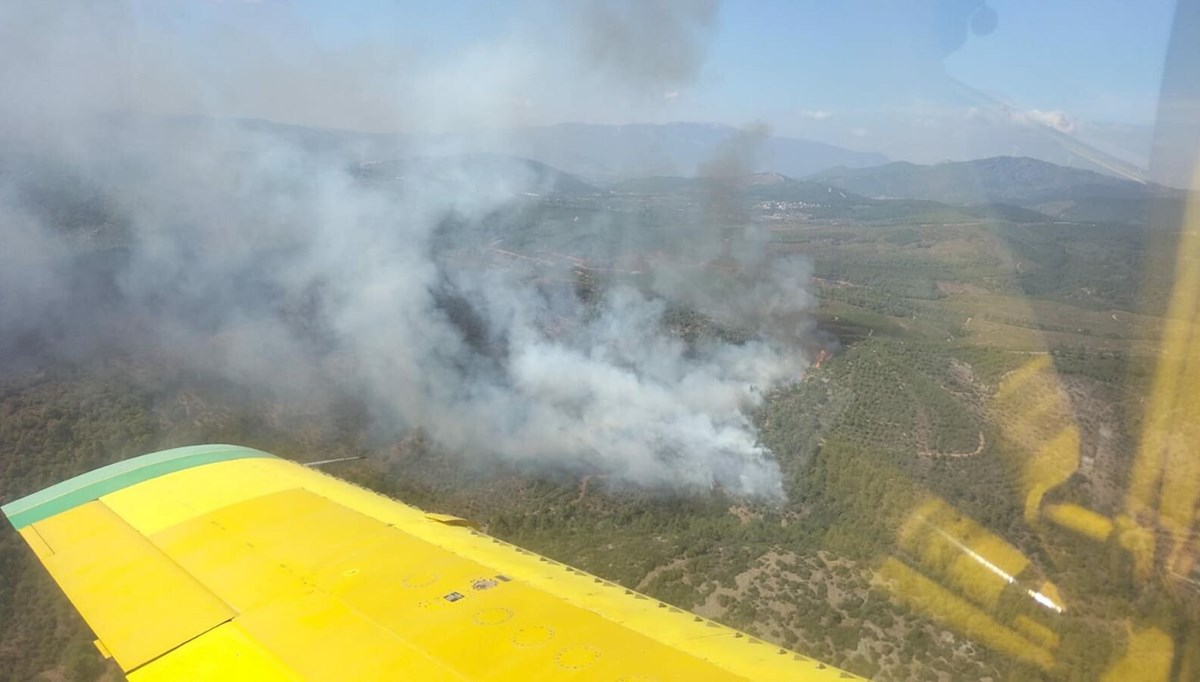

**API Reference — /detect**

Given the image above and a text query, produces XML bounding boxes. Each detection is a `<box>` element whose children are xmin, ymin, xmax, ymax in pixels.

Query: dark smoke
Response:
<box><xmin>570</xmin><ymin>0</ymin><xmax>720</xmax><ymax>94</ymax></box>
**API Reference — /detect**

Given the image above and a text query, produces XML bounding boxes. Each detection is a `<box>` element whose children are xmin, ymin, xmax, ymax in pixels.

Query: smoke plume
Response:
<box><xmin>569</xmin><ymin>0</ymin><xmax>720</xmax><ymax>94</ymax></box>
<box><xmin>0</xmin><ymin>0</ymin><xmax>815</xmax><ymax>499</ymax></box>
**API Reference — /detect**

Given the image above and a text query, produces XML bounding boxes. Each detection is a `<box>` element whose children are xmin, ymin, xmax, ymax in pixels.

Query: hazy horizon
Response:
<box><xmin>84</xmin><ymin>111</ymin><xmax>1176</xmax><ymax>185</ymax></box>
<box><xmin>1</xmin><ymin>1</ymin><xmax>1182</xmax><ymax>181</ymax></box>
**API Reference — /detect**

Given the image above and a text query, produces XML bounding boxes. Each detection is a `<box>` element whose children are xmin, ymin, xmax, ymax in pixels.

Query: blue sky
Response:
<box><xmin>114</xmin><ymin>1</ymin><xmax>1182</xmax><ymax>164</ymax></box>
<box><xmin>285</xmin><ymin>1</ymin><xmax>1174</xmax><ymax>118</ymax></box>
<box><xmin>719</xmin><ymin>1</ymin><xmax>1171</xmax><ymax>119</ymax></box>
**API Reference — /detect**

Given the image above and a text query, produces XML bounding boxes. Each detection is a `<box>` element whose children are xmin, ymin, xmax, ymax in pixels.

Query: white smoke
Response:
<box><xmin>0</xmin><ymin>0</ymin><xmax>814</xmax><ymax>499</ymax></box>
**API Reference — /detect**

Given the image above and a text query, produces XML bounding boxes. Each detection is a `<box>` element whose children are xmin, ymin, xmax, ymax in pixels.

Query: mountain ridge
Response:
<box><xmin>809</xmin><ymin>156</ymin><xmax>1175</xmax><ymax>203</ymax></box>
<box><xmin>808</xmin><ymin>156</ymin><xmax>1184</xmax><ymax>223</ymax></box>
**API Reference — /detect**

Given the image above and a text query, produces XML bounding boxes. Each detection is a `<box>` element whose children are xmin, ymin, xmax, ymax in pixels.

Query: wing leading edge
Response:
<box><xmin>2</xmin><ymin>444</ymin><xmax>862</xmax><ymax>681</ymax></box>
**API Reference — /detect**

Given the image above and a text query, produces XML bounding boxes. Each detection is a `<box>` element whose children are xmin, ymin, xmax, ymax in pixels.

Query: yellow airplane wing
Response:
<box><xmin>2</xmin><ymin>444</ymin><xmax>860</xmax><ymax>681</ymax></box>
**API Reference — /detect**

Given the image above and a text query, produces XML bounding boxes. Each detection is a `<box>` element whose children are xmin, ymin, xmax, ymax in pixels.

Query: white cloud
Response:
<box><xmin>1016</xmin><ymin>108</ymin><xmax>1076</xmax><ymax>133</ymax></box>
<box><xmin>799</xmin><ymin>109</ymin><xmax>833</xmax><ymax>120</ymax></box>
<box><xmin>964</xmin><ymin>105</ymin><xmax>1077</xmax><ymax>134</ymax></box>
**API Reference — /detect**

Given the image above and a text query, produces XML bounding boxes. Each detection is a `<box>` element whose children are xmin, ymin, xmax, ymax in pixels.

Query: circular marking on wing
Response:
<box><xmin>473</xmin><ymin>607</ymin><xmax>514</xmax><ymax>626</ymax></box>
<box><xmin>400</xmin><ymin>571</ymin><xmax>438</xmax><ymax>588</ymax></box>
<box><xmin>556</xmin><ymin>645</ymin><xmax>600</xmax><ymax>670</ymax></box>
<box><xmin>512</xmin><ymin>625</ymin><xmax>555</xmax><ymax>648</ymax></box>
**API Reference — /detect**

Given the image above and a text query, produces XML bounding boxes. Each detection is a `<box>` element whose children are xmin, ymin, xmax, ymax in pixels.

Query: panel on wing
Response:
<box><xmin>126</xmin><ymin>621</ymin><xmax>298</xmax><ymax>682</ymax></box>
<box><xmin>148</xmin><ymin>486</ymin><xmax>771</xmax><ymax>680</ymax></box>
<box><xmin>29</xmin><ymin>501</ymin><xmax>235</xmax><ymax>671</ymax></box>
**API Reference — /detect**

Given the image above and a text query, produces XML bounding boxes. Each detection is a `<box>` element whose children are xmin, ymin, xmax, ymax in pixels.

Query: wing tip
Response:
<box><xmin>3</xmin><ymin>444</ymin><xmax>276</xmax><ymax>529</ymax></box>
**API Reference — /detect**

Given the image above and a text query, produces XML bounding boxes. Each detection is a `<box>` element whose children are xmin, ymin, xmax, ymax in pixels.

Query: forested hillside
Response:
<box><xmin>2</xmin><ymin>157</ymin><xmax>1196</xmax><ymax>681</ymax></box>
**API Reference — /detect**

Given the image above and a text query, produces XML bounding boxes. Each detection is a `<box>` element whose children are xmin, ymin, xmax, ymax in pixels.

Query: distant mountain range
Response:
<box><xmin>7</xmin><ymin>114</ymin><xmax>1186</xmax><ymax>229</ymax></box>
<box><xmin>808</xmin><ymin>156</ymin><xmax>1184</xmax><ymax>224</ymax></box>
<box><xmin>808</xmin><ymin>157</ymin><xmax>1160</xmax><ymax>204</ymax></box>
<box><xmin>601</xmin><ymin>169</ymin><xmax>1053</xmax><ymax>226</ymax></box>
<box><xmin>353</xmin><ymin>154</ymin><xmax>600</xmax><ymax>196</ymax></box>
<box><xmin>87</xmin><ymin>116</ymin><xmax>1184</xmax><ymax>206</ymax></box>
<box><xmin>169</xmin><ymin>118</ymin><xmax>888</xmax><ymax>182</ymax></box>
<box><xmin>609</xmin><ymin>172</ymin><xmax>866</xmax><ymax>203</ymax></box>
<box><xmin>494</xmin><ymin>122</ymin><xmax>888</xmax><ymax>181</ymax></box>
<box><xmin>347</xmin><ymin>153</ymin><xmax>1184</xmax><ymax>227</ymax></box>
<box><xmin>219</xmin><ymin>119</ymin><xmax>1174</xmax><ymax>218</ymax></box>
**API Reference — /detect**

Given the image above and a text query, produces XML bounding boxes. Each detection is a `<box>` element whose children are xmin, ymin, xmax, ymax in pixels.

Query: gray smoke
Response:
<box><xmin>569</xmin><ymin>0</ymin><xmax>720</xmax><ymax>94</ymax></box>
<box><xmin>0</xmin><ymin>0</ymin><xmax>815</xmax><ymax>499</ymax></box>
